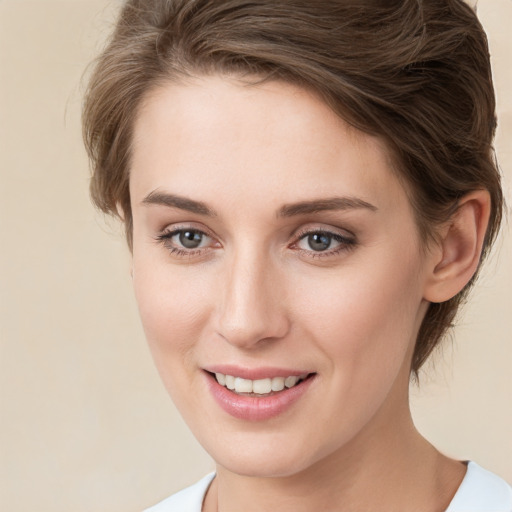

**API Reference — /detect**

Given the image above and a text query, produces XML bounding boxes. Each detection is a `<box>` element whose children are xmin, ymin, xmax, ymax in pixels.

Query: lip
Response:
<box><xmin>204</xmin><ymin>369</ymin><xmax>316</xmax><ymax>421</ymax></box>
<box><xmin>204</xmin><ymin>364</ymin><xmax>311</xmax><ymax>380</ymax></box>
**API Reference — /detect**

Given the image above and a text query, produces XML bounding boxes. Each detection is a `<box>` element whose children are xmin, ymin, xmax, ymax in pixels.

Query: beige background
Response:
<box><xmin>0</xmin><ymin>1</ymin><xmax>510</xmax><ymax>511</ymax></box>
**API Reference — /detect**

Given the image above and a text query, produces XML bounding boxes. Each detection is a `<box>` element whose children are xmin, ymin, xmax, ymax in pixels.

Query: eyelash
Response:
<box><xmin>155</xmin><ymin>227</ymin><xmax>215</xmax><ymax>258</ymax></box>
<box><xmin>292</xmin><ymin>228</ymin><xmax>357</xmax><ymax>259</ymax></box>
<box><xmin>155</xmin><ymin>226</ymin><xmax>357</xmax><ymax>259</ymax></box>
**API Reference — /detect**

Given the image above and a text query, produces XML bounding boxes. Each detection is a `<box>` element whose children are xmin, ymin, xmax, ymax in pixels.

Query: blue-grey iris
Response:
<box><xmin>179</xmin><ymin>230</ymin><xmax>203</xmax><ymax>249</ymax></box>
<box><xmin>308</xmin><ymin>233</ymin><xmax>331</xmax><ymax>251</ymax></box>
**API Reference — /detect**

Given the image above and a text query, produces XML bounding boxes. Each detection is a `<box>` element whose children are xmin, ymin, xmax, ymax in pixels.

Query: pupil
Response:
<box><xmin>308</xmin><ymin>233</ymin><xmax>331</xmax><ymax>251</ymax></box>
<box><xmin>179</xmin><ymin>230</ymin><xmax>202</xmax><ymax>249</ymax></box>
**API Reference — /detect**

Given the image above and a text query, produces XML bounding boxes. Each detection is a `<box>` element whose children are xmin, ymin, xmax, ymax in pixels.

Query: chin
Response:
<box><xmin>218</xmin><ymin>453</ymin><xmax>310</xmax><ymax>479</ymax></box>
<box><xmin>202</xmin><ymin>430</ymin><xmax>328</xmax><ymax>479</ymax></box>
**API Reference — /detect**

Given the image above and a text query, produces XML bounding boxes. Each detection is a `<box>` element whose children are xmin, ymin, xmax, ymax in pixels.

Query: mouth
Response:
<box><xmin>203</xmin><ymin>368</ymin><xmax>316</xmax><ymax>421</ymax></box>
<box><xmin>210</xmin><ymin>371</ymin><xmax>312</xmax><ymax>396</ymax></box>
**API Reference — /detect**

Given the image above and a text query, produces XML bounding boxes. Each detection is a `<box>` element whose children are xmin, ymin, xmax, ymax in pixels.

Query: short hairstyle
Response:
<box><xmin>83</xmin><ymin>0</ymin><xmax>503</xmax><ymax>375</ymax></box>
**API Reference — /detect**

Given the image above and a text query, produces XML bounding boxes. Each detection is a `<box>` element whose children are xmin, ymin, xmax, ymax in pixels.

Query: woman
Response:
<box><xmin>83</xmin><ymin>0</ymin><xmax>511</xmax><ymax>510</ymax></box>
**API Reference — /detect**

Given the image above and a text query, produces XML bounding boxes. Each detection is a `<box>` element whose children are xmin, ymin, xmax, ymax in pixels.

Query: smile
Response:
<box><xmin>214</xmin><ymin>372</ymin><xmax>309</xmax><ymax>395</ymax></box>
<box><xmin>205</xmin><ymin>369</ymin><xmax>316</xmax><ymax>421</ymax></box>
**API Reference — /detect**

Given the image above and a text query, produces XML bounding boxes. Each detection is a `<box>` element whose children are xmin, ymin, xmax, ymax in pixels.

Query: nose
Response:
<box><xmin>214</xmin><ymin>248</ymin><xmax>290</xmax><ymax>349</ymax></box>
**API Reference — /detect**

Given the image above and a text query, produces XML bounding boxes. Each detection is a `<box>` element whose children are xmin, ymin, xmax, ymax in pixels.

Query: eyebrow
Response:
<box><xmin>278</xmin><ymin>197</ymin><xmax>378</xmax><ymax>217</ymax></box>
<box><xmin>142</xmin><ymin>191</ymin><xmax>217</xmax><ymax>216</ymax></box>
<box><xmin>141</xmin><ymin>191</ymin><xmax>377</xmax><ymax>218</ymax></box>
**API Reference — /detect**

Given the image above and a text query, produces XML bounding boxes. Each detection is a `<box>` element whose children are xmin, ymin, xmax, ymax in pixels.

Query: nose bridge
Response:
<box><xmin>216</xmin><ymin>243</ymin><xmax>288</xmax><ymax>348</ymax></box>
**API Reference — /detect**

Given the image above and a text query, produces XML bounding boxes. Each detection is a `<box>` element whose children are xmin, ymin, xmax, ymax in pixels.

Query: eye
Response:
<box><xmin>294</xmin><ymin>229</ymin><xmax>356</xmax><ymax>256</ymax></box>
<box><xmin>155</xmin><ymin>227</ymin><xmax>217</xmax><ymax>255</ymax></box>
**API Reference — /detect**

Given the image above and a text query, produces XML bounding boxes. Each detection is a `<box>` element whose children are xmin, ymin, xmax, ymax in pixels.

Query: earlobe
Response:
<box><xmin>424</xmin><ymin>190</ymin><xmax>491</xmax><ymax>304</ymax></box>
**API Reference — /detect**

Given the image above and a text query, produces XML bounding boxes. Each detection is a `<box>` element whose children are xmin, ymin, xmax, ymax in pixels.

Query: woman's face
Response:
<box><xmin>129</xmin><ymin>76</ymin><xmax>432</xmax><ymax>477</ymax></box>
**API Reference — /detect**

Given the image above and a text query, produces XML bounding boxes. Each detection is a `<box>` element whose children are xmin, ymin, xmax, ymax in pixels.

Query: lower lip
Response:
<box><xmin>205</xmin><ymin>373</ymin><xmax>315</xmax><ymax>421</ymax></box>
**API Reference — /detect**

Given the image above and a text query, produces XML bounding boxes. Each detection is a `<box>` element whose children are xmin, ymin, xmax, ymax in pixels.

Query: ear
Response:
<box><xmin>423</xmin><ymin>190</ymin><xmax>491</xmax><ymax>303</ymax></box>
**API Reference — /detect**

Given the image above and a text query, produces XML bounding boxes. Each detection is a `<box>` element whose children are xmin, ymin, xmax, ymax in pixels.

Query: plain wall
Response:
<box><xmin>0</xmin><ymin>1</ymin><xmax>510</xmax><ymax>511</ymax></box>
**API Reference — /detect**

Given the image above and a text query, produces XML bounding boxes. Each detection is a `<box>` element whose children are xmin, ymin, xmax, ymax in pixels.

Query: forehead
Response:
<box><xmin>129</xmin><ymin>76</ymin><xmax>410</xmax><ymax>218</ymax></box>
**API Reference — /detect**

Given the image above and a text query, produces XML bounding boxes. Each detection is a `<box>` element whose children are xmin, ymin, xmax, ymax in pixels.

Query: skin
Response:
<box><xmin>128</xmin><ymin>76</ymin><xmax>488</xmax><ymax>511</ymax></box>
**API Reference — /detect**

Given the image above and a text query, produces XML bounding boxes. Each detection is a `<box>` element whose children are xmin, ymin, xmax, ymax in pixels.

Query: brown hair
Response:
<box><xmin>83</xmin><ymin>0</ymin><xmax>503</xmax><ymax>375</ymax></box>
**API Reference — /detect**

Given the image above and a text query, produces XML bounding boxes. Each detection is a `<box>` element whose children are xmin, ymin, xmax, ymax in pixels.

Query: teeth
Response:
<box><xmin>214</xmin><ymin>372</ymin><xmax>307</xmax><ymax>394</ymax></box>
<box><xmin>271</xmin><ymin>377</ymin><xmax>285</xmax><ymax>392</ymax></box>
<box><xmin>225</xmin><ymin>374</ymin><xmax>235</xmax><ymax>390</ymax></box>
<box><xmin>234</xmin><ymin>377</ymin><xmax>253</xmax><ymax>393</ymax></box>
<box><xmin>253</xmin><ymin>378</ymin><xmax>272</xmax><ymax>394</ymax></box>
<box><xmin>285</xmin><ymin>376</ymin><xmax>299</xmax><ymax>388</ymax></box>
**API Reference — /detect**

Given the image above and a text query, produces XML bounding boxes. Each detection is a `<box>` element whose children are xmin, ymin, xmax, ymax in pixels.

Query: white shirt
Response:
<box><xmin>144</xmin><ymin>462</ymin><xmax>512</xmax><ymax>512</ymax></box>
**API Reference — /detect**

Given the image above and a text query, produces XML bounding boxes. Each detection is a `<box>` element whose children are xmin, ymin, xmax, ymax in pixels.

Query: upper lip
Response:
<box><xmin>203</xmin><ymin>365</ymin><xmax>313</xmax><ymax>380</ymax></box>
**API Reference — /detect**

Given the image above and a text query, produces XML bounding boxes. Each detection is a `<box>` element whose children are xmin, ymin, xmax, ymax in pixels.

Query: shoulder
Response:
<box><xmin>143</xmin><ymin>473</ymin><xmax>215</xmax><ymax>512</ymax></box>
<box><xmin>446</xmin><ymin>462</ymin><xmax>512</xmax><ymax>512</ymax></box>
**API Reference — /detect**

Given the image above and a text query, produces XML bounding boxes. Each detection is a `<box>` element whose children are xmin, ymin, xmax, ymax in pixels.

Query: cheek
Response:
<box><xmin>132</xmin><ymin>258</ymin><xmax>212</xmax><ymax>366</ymax></box>
<box><xmin>285</xmin><ymin>259</ymin><xmax>424</xmax><ymax>449</ymax></box>
<box><xmin>132</xmin><ymin>261</ymin><xmax>218</xmax><ymax>422</ymax></box>
<box><xmin>293</xmin><ymin>252</ymin><xmax>424</xmax><ymax>379</ymax></box>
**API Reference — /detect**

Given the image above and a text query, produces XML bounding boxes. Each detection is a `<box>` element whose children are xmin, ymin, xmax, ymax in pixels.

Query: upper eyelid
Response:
<box><xmin>159</xmin><ymin>223</ymin><xmax>216</xmax><ymax>238</ymax></box>
<box><xmin>292</xmin><ymin>224</ymin><xmax>356</xmax><ymax>240</ymax></box>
